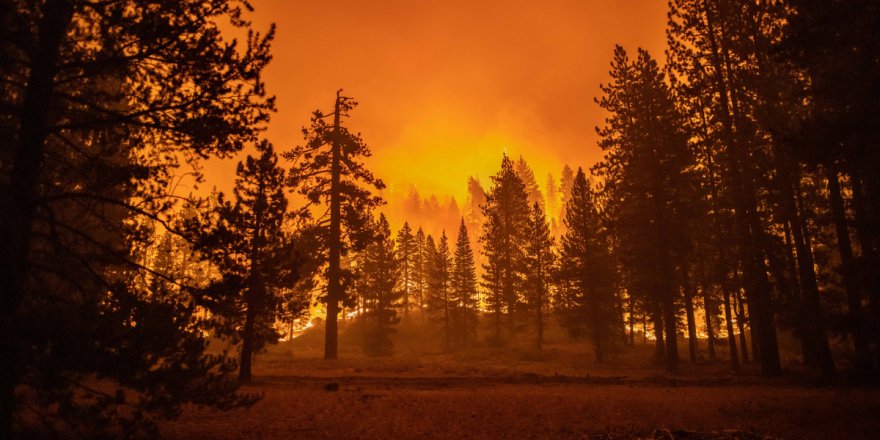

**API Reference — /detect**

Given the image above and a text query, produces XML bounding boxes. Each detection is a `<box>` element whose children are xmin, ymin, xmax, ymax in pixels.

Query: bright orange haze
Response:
<box><xmin>203</xmin><ymin>0</ymin><xmax>667</xmax><ymax>228</ymax></box>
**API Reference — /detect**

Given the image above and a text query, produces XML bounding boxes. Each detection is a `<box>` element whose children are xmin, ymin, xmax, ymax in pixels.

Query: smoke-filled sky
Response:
<box><xmin>204</xmin><ymin>0</ymin><xmax>667</xmax><ymax>227</ymax></box>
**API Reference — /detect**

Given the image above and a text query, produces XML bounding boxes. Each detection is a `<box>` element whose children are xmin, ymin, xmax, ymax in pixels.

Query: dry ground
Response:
<box><xmin>162</xmin><ymin>318</ymin><xmax>880</xmax><ymax>439</ymax></box>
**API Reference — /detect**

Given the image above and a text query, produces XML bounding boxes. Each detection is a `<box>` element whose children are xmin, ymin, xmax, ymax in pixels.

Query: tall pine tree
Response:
<box><xmin>286</xmin><ymin>91</ymin><xmax>385</xmax><ymax>360</ymax></box>
<box><xmin>188</xmin><ymin>142</ymin><xmax>302</xmax><ymax>382</ymax></box>
<box><xmin>428</xmin><ymin>232</ymin><xmax>453</xmax><ymax>350</ymax></box>
<box><xmin>559</xmin><ymin>169</ymin><xmax>616</xmax><ymax>362</ymax></box>
<box><xmin>395</xmin><ymin>222</ymin><xmax>417</xmax><ymax>316</ymax></box>
<box><xmin>594</xmin><ymin>46</ymin><xmax>696</xmax><ymax>372</ymax></box>
<box><xmin>480</xmin><ymin>155</ymin><xmax>530</xmax><ymax>343</ymax></box>
<box><xmin>452</xmin><ymin>219</ymin><xmax>480</xmax><ymax>347</ymax></box>
<box><xmin>524</xmin><ymin>202</ymin><xmax>555</xmax><ymax>351</ymax></box>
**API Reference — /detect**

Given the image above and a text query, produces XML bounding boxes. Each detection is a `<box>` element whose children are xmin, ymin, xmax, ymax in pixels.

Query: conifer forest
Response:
<box><xmin>2</xmin><ymin>0</ymin><xmax>880</xmax><ymax>438</ymax></box>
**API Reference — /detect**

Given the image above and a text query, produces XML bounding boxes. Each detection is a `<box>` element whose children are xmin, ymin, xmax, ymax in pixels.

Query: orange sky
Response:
<box><xmin>203</xmin><ymin>0</ymin><xmax>667</xmax><ymax>221</ymax></box>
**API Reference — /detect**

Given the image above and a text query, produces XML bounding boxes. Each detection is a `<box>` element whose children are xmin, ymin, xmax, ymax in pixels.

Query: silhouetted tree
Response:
<box><xmin>451</xmin><ymin>219</ymin><xmax>480</xmax><ymax>347</ymax></box>
<box><xmin>428</xmin><ymin>232</ymin><xmax>453</xmax><ymax>350</ymax></box>
<box><xmin>285</xmin><ymin>90</ymin><xmax>384</xmax><ymax>360</ymax></box>
<box><xmin>594</xmin><ymin>46</ymin><xmax>696</xmax><ymax>372</ymax></box>
<box><xmin>559</xmin><ymin>169</ymin><xmax>616</xmax><ymax>362</ymax></box>
<box><xmin>524</xmin><ymin>202</ymin><xmax>555</xmax><ymax>351</ymax></box>
<box><xmin>0</xmin><ymin>0</ymin><xmax>274</xmax><ymax>435</ymax></box>
<box><xmin>187</xmin><ymin>142</ymin><xmax>301</xmax><ymax>382</ymax></box>
<box><xmin>481</xmin><ymin>155</ymin><xmax>530</xmax><ymax>343</ymax></box>
<box><xmin>396</xmin><ymin>222</ymin><xmax>417</xmax><ymax>316</ymax></box>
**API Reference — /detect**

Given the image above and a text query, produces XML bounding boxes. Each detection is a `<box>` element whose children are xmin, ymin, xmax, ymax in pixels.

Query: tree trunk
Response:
<box><xmin>536</xmin><ymin>285</ymin><xmax>543</xmax><ymax>351</ymax></box>
<box><xmin>663</xmin><ymin>295</ymin><xmax>679</xmax><ymax>373</ymax></box>
<box><xmin>617</xmin><ymin>292</ymin><xmax>627</xmax><ymax>347</ymax></box>
<box><xmin>492</xmin><ymin>306</ymin><xmax>501</xmax><ymax>344</ymax></box>
<box><xmin>788</xmin><ymin>178</ymin><xmax>836</xmax><ymax>379</ymax></box>
<box><xmin>702</xmin><ymin>283</ymin><xmax>716</xmax><ymax>360</ymax></box>
<box><xmin>0</xmin><ymin>1</ymin><xmax>74</xmax><ymax>435</ymax></box>
<box><xmin>826</xmin><ymin>165</ymin><xmax>868</xmax><ymax>372</ymax></box>
<box><xmin>402</xmin><ymin>263</ymin><xmax>410</xmax><ymax>318</ymax></box>
<box><xmin>849</xmin><ymin>169</ymin><xmax>880</xmax><ymax>304</ymax></box>
<box><xmin>628</xmin><ymin>293</ymin><xmax>635</xmax><ymax>347</ymax></box>
<box><xmin>239</xmin><ymin>299</ymin><xmax>258</xmax><ymax>382</ymax></box>
<box><xmin>733</xmin><ymin>288</ymin><xmax>750</xmax><ymax>363</ymax></box>
<box><xmin>722</xmin><ymin>282</ymin><xmax>740</xmax><ymax>371</ymax></box>
<box><xmin>324</xmin><ymin>91</ymin><xmax>343</xmax><ymax>360</ymax></box>
<box><xmin>443</xmin><ymin>287</ymin><xmax>450</xmax><ymax>351</ymax></box>
<box><xmin>685</xmin><ymin>287</ymin><xmax>698</xmax><ymax>364</ymax></box>
<box><xmin>653</xmin><ymin>305</ymin><xmax>665</xmax><ymax>360</ymax></box>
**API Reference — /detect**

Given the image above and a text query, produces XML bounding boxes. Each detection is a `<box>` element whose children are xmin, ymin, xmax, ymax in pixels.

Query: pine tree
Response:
<box><xmin>559</xmin><ymin>169</ymin><xmax>616</xmax><ymax>362</ymax></box>
<box><xmin>360</xmin><ymin>214</ymin><xmax>402</xmax><ymax>356</ymax></box>
<box><xmin>188</xmin><ymin>142</ymin><xmax>302</xmax><ymax>382</ymax></box>
<box><xmin>395</xmin><ymin>222</ymin><xmax>417</xmax><ymax>316</ymax></box>
<box><xmin>428</xmin><ymin>232</ymin><xmax>453</xmax><ymax>350</ymax></box>
<box><xmin>593</xmin><ymin>46</ymin><xmax>696</xmax><ymax>372</ymax></box>
<box><xmin>286</xmin><ymin>91</ymin><xmax>385</xmax><ymax>360</ymax></box>
<box><xmin>0</xmin><ymin>1</ymin><xmax>274</xmax><ymax>434</ymax></box>
<box><xmin>452</xmin><ymin>219</ymin><xmax>480</xmax><ymax>347</ymax></box>
<box><xmin>524</xmin><ymin>203</ymin><xmax>555</xmax><ymax>351</ymax></box>
<box><xmin>480</xmin><ymin>154</ymin><xmax>531</xmax><ymax>342</ymax></box>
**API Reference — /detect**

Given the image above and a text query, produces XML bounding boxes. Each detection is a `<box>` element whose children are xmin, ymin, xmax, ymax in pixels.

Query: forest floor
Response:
<box><xmin>163</xmin><ymin>318</ymin><xmax>880</xmax><ymax>439</ymax></box>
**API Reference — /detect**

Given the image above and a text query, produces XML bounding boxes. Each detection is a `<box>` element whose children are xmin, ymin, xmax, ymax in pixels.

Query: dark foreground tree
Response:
<box><xmin>667</xmin><ymin>0</ymin><xmax>783</xmax><ymax>376</ymax></box>
<box><xmin>187</xmin><ymin>142</ymin><xmax>303</xmax><ymax>382</ymax></box>
<box><xmin>524</xmin><ymin>202</ymin><xmax>555</xmax><ymax>351</ymax></box>
<box><xmin>594</xmin><ymin>46</ymin><xmax>696</xmax><ymax>373</ymax></box>
<box><xmin>0</xmin><ymin>0</ymin><xmax>274</xmax><ymax>436</ymax></box>
<box><xmin>481</xmin><ymin>154</ymin><xmax>530</xmax><ymax>343</ymax></box>
<box><xmin>559</xmin><ymin>169</ymin><xmax>616</xmax><ymax>362</ymax></box>
<box><xmin>285</xmin><ymin>90</ymin><xmax>384</xmax><ymax>360</ymax></box>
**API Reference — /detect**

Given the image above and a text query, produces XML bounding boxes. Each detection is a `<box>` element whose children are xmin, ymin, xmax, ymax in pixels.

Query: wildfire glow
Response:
<box><xmin>203</xmin><ymin>0</ymin><xmax>669</xmax><ymax>221</ymax></box>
